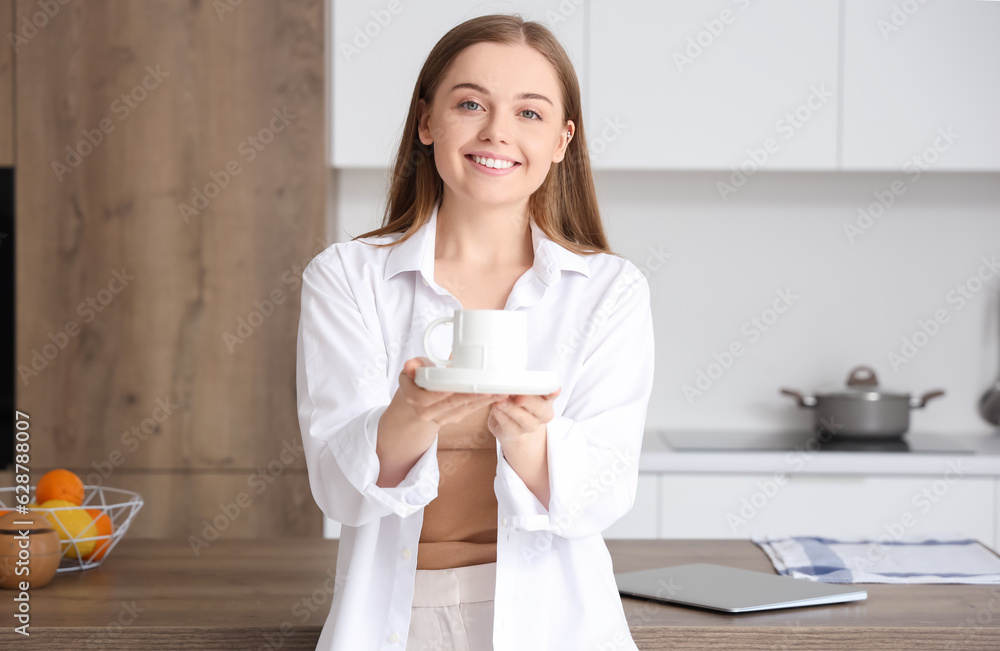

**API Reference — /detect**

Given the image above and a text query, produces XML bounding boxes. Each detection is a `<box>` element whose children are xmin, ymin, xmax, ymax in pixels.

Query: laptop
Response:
<box><xmin>615</xmin><ymin>563</ymin><xmax>868</xmax><ymax>613</ymax></box>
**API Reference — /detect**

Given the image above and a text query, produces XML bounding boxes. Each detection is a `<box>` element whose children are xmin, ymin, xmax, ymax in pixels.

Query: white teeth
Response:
<box><xmin>472</xmin><ymin>155</ymin><xmax>515</xmax><ymax>169</ymax></box>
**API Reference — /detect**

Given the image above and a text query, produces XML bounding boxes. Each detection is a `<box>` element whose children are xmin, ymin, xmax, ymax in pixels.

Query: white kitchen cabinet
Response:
<box><xmin>587</xmin><ymin>0</ymin><xmax>839</xmax><ymax>171</ymax></box>
<box><xmin>841</xmin><ymin>0</ymin><xmax>1000</xmax><ymax>171</ymax></box>
<box><xmin>659</xmin><ymin>474</ymin><xmax>996</xmax><ymax>549</ymax></box>
<box><xmin>322</xmin><ymin>475</ymin><xmax>661</xmax><ymax>540</ymax></box>
<box><xmin>603</xmin><ymin>473</ymin><xmax>660</xmax><ymax>539</ymax></box>
<box><xmin>329</xmin><ymin>0</ymin><xmax>586</xmax><ymax>168</ymax></box>
<box><xmin>325</xmin><ymin>473</ymin><xmax>996</xmax><ymax>548</ymax></box>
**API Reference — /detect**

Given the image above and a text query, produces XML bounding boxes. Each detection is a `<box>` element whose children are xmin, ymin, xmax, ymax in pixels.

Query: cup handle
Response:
<box><xmin>423</xmin><ymin>316</ymin><xmax>454</xmax><ymax>366</ymax></box>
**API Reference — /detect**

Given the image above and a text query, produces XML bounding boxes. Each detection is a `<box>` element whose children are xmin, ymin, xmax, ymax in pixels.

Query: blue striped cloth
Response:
<box><xmin>751</xmin><ymin>535</ymin><xmax>1000</xmax><ymax>584</ymax></box>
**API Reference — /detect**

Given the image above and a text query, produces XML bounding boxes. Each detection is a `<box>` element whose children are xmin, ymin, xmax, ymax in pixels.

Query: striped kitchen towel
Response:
<box><xmin>751</xmin><ymin>535</ymin><xmax>1000</xmax><ymax>584</ymax></box>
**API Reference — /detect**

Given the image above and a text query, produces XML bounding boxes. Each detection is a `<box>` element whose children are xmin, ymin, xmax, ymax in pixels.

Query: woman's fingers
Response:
<box><xmin>414</xmin><ymin>393</ymin><xmax>497</xmax><ymax>426</ymax></box>
<box><xmin>499</xmin><ymin>394</ymin><xmax>555</xmax><ymax>422</ymax></box>
<box><xmin>399</xmin><ymin>372</ymin><xmax>500</xmax><ymax>423</ymax></box>
<box><xmin>398</xmin><ymin>357</ymin><xmax>522</xmax><ymax>424</ymax></box>
<box><xmin>400</xmin><ymin>357</ymin><xmax>435</xmax><ymax>384</ymax></box>
<box><xmin>493</xmin><ymin>402</ymin><xmax>534</xmax><ymax>432</ymax></box>
<box><xmin>397</xmin><ymin>359</ymin><xmax>449</xmax><ymax>398</ymax></box>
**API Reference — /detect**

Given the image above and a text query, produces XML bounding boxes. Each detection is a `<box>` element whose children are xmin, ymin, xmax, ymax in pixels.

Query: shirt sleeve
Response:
<box><xmin>495</xmin><ymin>261</ymin><xmax>654</xmax><ymax>539</ymax></box>
<box><xmin>296</xmin><ymin>246</ymin><xmax>439</xmax><ymax>527</ymax></box>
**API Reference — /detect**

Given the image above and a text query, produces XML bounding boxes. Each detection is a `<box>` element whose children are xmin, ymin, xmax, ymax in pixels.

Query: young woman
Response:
<box><xmin>297</xmin><ymin>14</ymin><xmax>654</xmax><ymax>651</ymax></box>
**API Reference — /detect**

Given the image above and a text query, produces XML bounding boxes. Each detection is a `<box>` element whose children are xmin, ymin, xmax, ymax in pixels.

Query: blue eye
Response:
<box><xmin>458</xmin><ymin>101</ymin><xmax>542</xmax><ymax>121</ymax></box>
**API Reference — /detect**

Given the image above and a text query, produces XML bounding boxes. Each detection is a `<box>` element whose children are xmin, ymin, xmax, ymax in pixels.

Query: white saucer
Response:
<box><xmin>415</xmin><ymin>366</ymin><xmax>559</xmax><ymax>395</ymax></box>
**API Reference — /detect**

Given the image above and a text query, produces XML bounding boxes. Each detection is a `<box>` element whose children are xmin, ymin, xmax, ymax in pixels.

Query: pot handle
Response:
<box><xmin>910</xmin><ymin>389</ymin><xmax>946</xmax><ymax>409</ymax></box>
<box><xmin>780</xmin><ymin>388</ymin><xmax>817</xmax><ymax>408</ymax></box>
<box><xmin>847</xmin><ymin>365</ymin><xmax>879</xmax><ymax>387</ymax></box>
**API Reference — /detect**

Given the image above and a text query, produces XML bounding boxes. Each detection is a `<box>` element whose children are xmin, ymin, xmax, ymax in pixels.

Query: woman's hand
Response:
<box><xmin>488</xmin><ymin>388</ymin><xmax>562</xmax><ymax>509</ymax></box>
<box><xmin>487</xmin><ymin>388</ymin><xmax>561</xmax><ymax>446</ymax></box>
<box><xmin>375</xmin><ymin>357</ymin><xmax>504</xmax><ymax>487</ymax></box>
<box><xmin>391</xmin><ymin>357</ymin><xmax>504</xmax><ymax>431</ymax></box>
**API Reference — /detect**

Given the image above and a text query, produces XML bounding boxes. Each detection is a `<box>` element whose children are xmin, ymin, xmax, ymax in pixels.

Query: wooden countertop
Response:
<box><xmin>0</xmin><ymin>538</ymin><xmax>997</xmax><ymax>650</ymax></box>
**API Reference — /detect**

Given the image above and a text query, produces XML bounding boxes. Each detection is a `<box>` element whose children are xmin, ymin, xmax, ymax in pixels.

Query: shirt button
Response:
<box><xmin>501</xmin><ymin>517</ymin><xmax>508</xmax><ymax>527</ymax></box>
<box><xmin>389</xmin><ymin>632</ymin><xmax>400</xmax><ymax>643</ymax></box>
<box><xmin>401</xmin><ymin>548</ymin><xmax>411</xmax><ymax>559</ymax></box>
<box><xmin>422</xmin><ymin>278</ymin><xmax>429</xmax><ymax>286</ymax></box>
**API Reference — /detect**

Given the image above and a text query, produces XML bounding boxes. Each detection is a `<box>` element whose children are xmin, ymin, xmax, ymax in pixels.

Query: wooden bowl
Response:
<box><xmin>0</xmin><ymin>511</ymin><xmax>61</xmax><ymax>589</ymax></box>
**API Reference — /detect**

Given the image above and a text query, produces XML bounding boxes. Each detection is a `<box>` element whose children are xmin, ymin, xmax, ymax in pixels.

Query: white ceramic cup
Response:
<box><xmin>423</xmin><ymin>309</ymin><xmax>527</xmax><ymax>372</ymax></box>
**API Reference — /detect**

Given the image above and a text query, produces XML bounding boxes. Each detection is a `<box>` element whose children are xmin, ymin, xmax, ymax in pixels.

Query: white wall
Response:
<box><xmin>335</xmin><ymin>168</ymin><xmax>1000</xmax><ymax>434</ymax></box>
<box><xmin>324</xmin><ymin>169</ymin><xmax>1000</xmax><ymax>538</ymax></box>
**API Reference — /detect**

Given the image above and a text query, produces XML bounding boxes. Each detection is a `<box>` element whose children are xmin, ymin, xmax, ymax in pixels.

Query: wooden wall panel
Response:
<box><xmin>15</xmin><ymin>0</ymin><xmax>326</xmax><ymax>536</ymax></box>
<box><xmin>81</xmin><ymin>470</ymin><xmax>319</xmax><ymax>540</ymax></box>
<box><xmin>0</xmin><ymin>467</ymin><xmax>317</xmax><ymax>540</ymax></box>
<box><xmin>0</xmin><ymin>0</ymin><xmax>11</xmax><ymax>165</ymax></box>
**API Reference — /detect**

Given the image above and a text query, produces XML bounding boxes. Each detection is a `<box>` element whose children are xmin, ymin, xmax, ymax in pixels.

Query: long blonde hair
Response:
<box><xmin>351</xmin><ymin>14</ymin><xmax>617</xmax><ymax>257</ymax></box>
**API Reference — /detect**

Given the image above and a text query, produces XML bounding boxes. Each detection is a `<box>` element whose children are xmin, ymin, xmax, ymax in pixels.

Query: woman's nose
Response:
<box><xmin>479</xmin><ymin>112</ymin><xmax>511</xmax><ymax>143</ymax></box>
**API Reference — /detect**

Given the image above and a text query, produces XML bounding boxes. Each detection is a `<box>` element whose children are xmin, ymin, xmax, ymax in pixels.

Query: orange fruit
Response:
<box><xmin>82</xmin><ymin>509</ymin><xmax>113</xmax><ymax>561</ymax></box>
<box><xmin>39</xmin><ymin>499</ymin><xmax>97</xmax><ymax>558</ymax></box>
<box><xmin>35</xmin><ymin>469</ymin><xmax>85</xmax><ymax>506</ymax></box>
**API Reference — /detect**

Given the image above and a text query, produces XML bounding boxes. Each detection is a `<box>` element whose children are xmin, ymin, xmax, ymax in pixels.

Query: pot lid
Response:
<box><xmin>815</xmin><ymin>365</ymin><xmax>910</xmax><ymax>400</ymax></box>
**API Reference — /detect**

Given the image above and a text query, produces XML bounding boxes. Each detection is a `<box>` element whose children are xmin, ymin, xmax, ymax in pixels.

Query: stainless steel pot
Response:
<box><xmin>780</xmin><ymin>365</ymin><xmax>945</xmax><ymax>438</ymax></box>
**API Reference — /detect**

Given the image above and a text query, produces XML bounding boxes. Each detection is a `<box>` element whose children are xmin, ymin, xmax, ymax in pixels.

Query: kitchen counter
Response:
<box><xmin>0</xmin><ymin>538</ymin><xmax>997</xmax><ymax>650</ymax></box>
<box><xmin>641</xmin><ymin>429</ymin><xmax>1000</xmax><ymax>476</ymax></box>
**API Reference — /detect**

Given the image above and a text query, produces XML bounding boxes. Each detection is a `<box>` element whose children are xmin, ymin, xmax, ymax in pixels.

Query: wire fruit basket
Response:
<box><xmin>0</xmin><ymin>485</ymin><xmax>143</xmax><ymax>572</ymax></box>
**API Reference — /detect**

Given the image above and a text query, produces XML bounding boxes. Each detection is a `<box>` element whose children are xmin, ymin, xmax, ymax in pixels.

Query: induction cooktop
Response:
<box><xmin>658</xmin><ymin>430</ymin><xmax>985</xmax><ymax>454</ymax></box>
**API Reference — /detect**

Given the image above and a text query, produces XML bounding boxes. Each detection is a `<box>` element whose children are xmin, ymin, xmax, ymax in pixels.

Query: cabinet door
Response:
<box><xmin>603</xmin><ymin>474</ymin><xmax>660</xmax><ymax>539</ymax></box>
<box><xmin>842</xmin><ymin>0</ymin><xmax>1000</xmax><ymax>170</ymax></box>
<box><xmin>588</xmin><ymin>0</ymin><xmax>839</xmax><ymax>170</ymax></box>
<box><xmin>325</xmin><ymin>474</ymin><xmax>660</xmax><ymax>540</ymax></box>
<box><xmin>661</xmin><ymin>474</ymin><xmax>995</xmax><ymax>549</ymax></box>
<box><xmin>330</xmin><ymin>0</ymin><xmax>586</xmax><ymax>168</ymax></box>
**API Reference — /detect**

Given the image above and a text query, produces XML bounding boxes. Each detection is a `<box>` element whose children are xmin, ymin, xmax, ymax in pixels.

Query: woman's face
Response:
<box><xmin>417</xmin><ymin>42</ymin><xmax>574</xmax><ymax>210</ymax></box>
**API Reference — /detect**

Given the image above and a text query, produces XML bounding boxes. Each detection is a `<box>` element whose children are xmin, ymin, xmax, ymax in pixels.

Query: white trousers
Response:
<box><xmin>406</xmin><ymin>561</ymin><xmax>496</xmax><ymax>651</ymax></box>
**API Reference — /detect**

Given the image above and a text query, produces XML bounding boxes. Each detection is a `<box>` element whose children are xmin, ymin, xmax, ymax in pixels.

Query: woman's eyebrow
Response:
<box><xmin>449</xmin><ymin>82</ymin><xmax>553</xmax><ymax>106</ymax></box>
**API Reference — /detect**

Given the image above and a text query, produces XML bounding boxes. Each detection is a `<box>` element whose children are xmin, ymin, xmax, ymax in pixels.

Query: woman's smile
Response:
<box><xmin>465</xmin><ymin>153</ymin><xmax>521</xmax><ymax>175</ymax></box>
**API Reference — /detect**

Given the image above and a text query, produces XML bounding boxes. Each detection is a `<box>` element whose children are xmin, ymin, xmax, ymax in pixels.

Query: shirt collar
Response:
<box><xmin>383</xmin><ymin>201</ymin><xmax>591</xmax><ymax>288</ymax></box>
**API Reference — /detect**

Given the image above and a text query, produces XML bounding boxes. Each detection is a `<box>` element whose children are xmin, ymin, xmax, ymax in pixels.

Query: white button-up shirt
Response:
<box><xmin>296</xmin><ymin>201</ymin><xmax>654</xmax><ymax>650</ymax></box>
